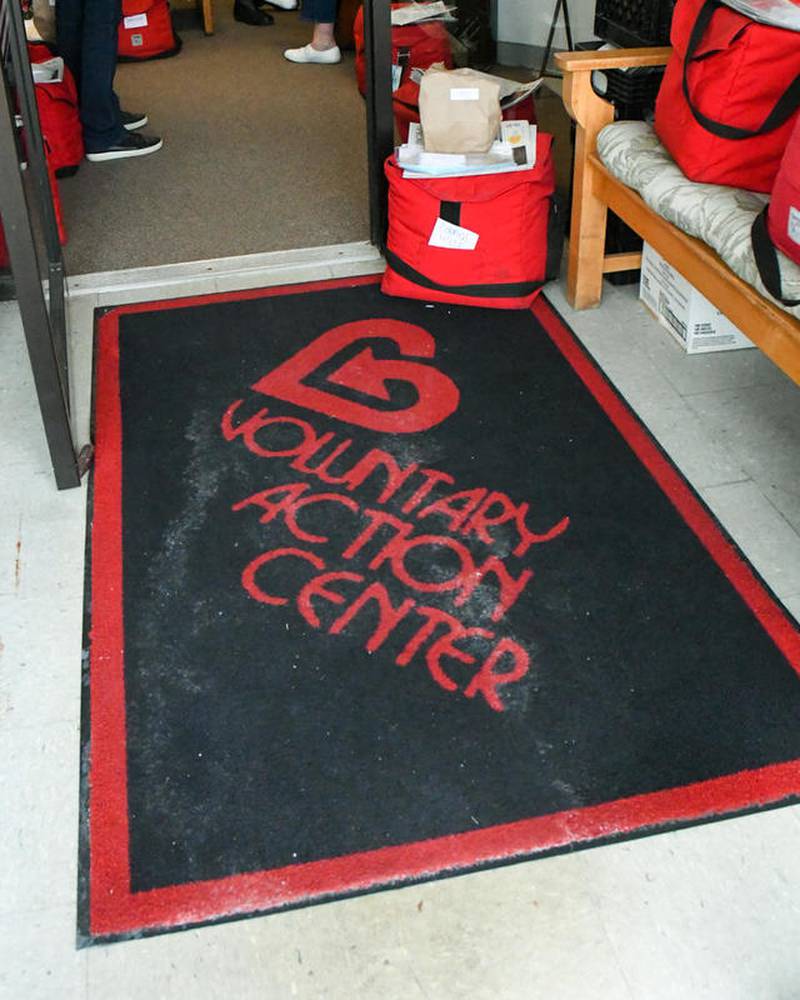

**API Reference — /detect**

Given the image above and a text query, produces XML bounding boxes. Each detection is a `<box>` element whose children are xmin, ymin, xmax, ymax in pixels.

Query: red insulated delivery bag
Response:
<box><xmin>393</xmin><ymin>76</ymin><xmax>538</xmax><ymax>143</ymax></box>
<box><xmin>28</xmin><ymin>43</ymin><xmax>83</xmax><ymax>176</ymax></box>
<box><xmin>353</xmin><ymin>3</ymin><xmax>452</xmax><ymax>97</ymax></box>
<box><xmin>382</xmin><ymin>132</ymin><xmax>563</xmax><ymax>309</ymax></box>
<box><xmin>2</xmin><ymin>47</ymin><xmax>69</xmax><ymax>268</ymax></box>
<box><xmin>654</xmin><ymin>0</ymin><xmax>800</xmax><ymax>193</ymax></box>
<box><xmin>118</xmin><ymin>0</ymin><xmax>181</xmax><ymax>61</ymax></box>
<box><xmin>751</xmin><ymin>115</ymin><xmax>800</xmax><ymax>305</ymax></box>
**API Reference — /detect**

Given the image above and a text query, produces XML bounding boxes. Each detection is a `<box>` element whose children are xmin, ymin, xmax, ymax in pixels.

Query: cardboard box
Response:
<box><xmin>639</xmin><ymin>243</ymin><xmax>754</xmax><ymax>354</ymax></box>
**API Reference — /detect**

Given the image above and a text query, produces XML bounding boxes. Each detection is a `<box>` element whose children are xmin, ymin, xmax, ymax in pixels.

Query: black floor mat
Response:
<box><xmin>82</xmin><ymin>275</ymin><xmax>800</xmax><ymax>942</ymax></box>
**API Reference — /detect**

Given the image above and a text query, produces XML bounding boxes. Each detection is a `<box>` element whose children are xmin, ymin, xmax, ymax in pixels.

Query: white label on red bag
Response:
<box><xmin>450</xmin><ymin>88</ymin><xmax>480</xmax><ymax>102</ymax></box>
<box><xmin>391</xmin><ymin>64</ymin><xmax>403</xmax><ymax>91</ymax></box>
<box><xmin>788</xmin><ymin>206</ymin><xmax>800</xmax><ymax>245</ymax></box>
<box><xmin>428</xmin><ymin>217</ymin><xmax>479</xmax><ymax>251</ymax></box>
<box><xmin>124</xmin><ymin>13</ymin><xmax>148</xmax><ymax>28</ymax></box>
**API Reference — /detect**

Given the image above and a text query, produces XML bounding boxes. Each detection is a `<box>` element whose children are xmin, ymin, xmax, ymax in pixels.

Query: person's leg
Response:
<box><xmin>55</xmin><ymin>0</ymin><xmax>84</xmax><ymax>90</ymax></box>
<box><xmin>304</xmin><ymin>0</ymin><xmax>338</xmax><ymax>34</ymax></box>
<box><xmin>310</xmin><ymin>20</ymin><xmax>336</xmax><ymax>51</ymax></box>
<box><xmin>284</xmin><ymin>0</ymin><xmax>340</xmax><ymax>62</ymax></box>
<box><xmin>77</xmin><ymin>0</ymin><xmax>126</xmax><ymax>150</ymax></box>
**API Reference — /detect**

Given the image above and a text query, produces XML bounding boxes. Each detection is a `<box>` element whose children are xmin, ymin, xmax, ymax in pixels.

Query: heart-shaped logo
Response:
<box><xmin>251</xmin><ymin>319</ymin><xmax>460</xmax><ymax>434</ymax></box>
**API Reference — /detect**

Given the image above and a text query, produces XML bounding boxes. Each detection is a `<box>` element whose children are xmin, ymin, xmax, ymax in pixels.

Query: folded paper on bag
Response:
<box><xmin>419</xmin><ymin>67</ymin><xmax>502</xmax><ymax>153</ymax></box>
<box><xmin>390</xmin><ymin>1</ymin><xmax>456</xmax><ymax>25</ymax></box>
<box><xmin>398</xmin><ymin>120</ymin><xmax>538</xmax><ymax>178</ymax></box>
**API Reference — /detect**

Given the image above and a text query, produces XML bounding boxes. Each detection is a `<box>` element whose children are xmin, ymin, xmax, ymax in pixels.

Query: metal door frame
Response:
<box><xmin>363</xmin><ymin>0</ymin><xmax>393</xmax><ymax>251</ymax></box>
<box><xmin>0</xmin><ymin>0</ymin><xmax>87</xmax><ymax>489</ymax></box>
<box><xmin>1</xmin><ymin>0</ymin><xmax>389</xmax><ymax>489</ymax></box>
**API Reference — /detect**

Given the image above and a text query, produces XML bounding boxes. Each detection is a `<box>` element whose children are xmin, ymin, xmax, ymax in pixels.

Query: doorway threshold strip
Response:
<box><xmin>82</xmin><ymin>275</ymin><xmax>800</xmax><ymax>942</ymax></box>
<box><xmin>68</xmin><ymin>241</ymin><xmax>384</xmax><ymax>303</ymax></box>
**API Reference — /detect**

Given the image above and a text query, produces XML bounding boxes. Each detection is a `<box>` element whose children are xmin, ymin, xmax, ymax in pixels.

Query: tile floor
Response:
<box><xmin>2</xmin><ymin>249</ymin><xmax>800</xmax><ymax>1000</ymax></box>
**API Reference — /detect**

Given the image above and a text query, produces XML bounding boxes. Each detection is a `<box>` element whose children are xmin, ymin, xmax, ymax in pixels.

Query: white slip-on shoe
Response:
<box><xmin>261</xmin><ymin>0</ymin><xmax>298</xmax><ymax>9</ymax></box>
<box><xmin>283</xmin><ymin>43</ymin><xmax>341</xmax><ymax>64</ymax></box>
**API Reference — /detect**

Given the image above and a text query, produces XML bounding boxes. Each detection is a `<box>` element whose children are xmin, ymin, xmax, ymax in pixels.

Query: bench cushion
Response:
<box><xmin>597</xmin><ymin>120</ymin><xmax>800</xmax><ymax>318</ymax></box>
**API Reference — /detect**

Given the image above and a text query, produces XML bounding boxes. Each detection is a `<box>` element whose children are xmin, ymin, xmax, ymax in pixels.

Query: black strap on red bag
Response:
<box><xmin>384</xmin><ymin>249</ymin><xmax>546</xmax><ymax>298</ymax></box>
<box><xmin>682</xmin><ymin>0</ymin><xmax>800</xmax><ymax>140</ymax></box>
<box><xmin>439</xmin><ymin>201</ymin><xmax>460</xmax><ymax>225</ymax></box>
<box><xmin>751</xmin><ymin>206</ymin><xmax>800</xmax><ymax>305</ymax></box>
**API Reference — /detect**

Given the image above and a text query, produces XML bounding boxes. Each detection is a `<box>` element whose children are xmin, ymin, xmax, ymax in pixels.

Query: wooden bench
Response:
<box><xmin>555</xmin><ymin>47</ymin><xmax>800</xmax><ymax>386</ymax></box>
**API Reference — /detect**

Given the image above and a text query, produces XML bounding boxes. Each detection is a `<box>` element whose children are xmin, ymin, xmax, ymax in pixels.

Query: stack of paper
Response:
<box><xmin>398</xmin><ymin>120</ymin><xmax>537</xmax><ymax>178</ymax></box>
<box><xmin>391</xmin><ymin>2</ymin><xmax>457</xmax><ymax>26</ymax></box>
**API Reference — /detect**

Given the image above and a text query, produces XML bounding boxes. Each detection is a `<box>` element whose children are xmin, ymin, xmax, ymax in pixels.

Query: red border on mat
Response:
<box><xmin>89</xmin><ymin>275</ymin><xmax>800</xmax><ymax>938</ymax></box>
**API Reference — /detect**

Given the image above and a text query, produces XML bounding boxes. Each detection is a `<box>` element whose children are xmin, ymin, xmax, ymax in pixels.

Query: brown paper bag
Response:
<box><xmin>419</xmin><ymin>67</ymin><xmax>501</xmax><ymax>154</ymax></box>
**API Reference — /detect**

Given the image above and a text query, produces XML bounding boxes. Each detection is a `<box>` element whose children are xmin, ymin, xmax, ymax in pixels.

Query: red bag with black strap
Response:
<box><xmin>28</xmin><ymin>43</ymin><xmax>83</xmax><ymax>176</ymax></box>
<box><xmin>118</xmin><ymin>0</ymin><xmax>181</xmax><ymax>61</ymax></box>
<box><xmin>751</xmin><ymin>114</ymin><xmax>800</xmax><ymax>305</ymax></box>
<box><xmin>2</xmin><ymin>48</ymin><xmax>70</xmax><ymax>268</ymax></box>
<box><xmin>353</xmin><ymin>3</ymin><xmax>453</xmax><ymax>98</ymax></box>
<box><xmin>382</xmin><ymin>132</ymin><xmax>563</xmax><ymax>310</ymax></box>
<box><xmin>654</xmin><ymin>0</ymin><xmax>800</xmax><ymax>193</ymax></box>
<box><xmin>393</xmin><ymin>76</ymin><xmax>538</xmax><ymax>143</ymax></box>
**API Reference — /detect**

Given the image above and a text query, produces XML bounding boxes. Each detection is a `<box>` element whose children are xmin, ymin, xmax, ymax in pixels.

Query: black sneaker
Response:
<box><xmin>234</xmin><ymin>0</ymin><xmax>274</xmax><ymax>24</ymax></box>
<box><xmin>121</xmin><ymin>110</ymin><xmax>148</xmax><ymax>131</ymax></box>
<box><xmin>86</xmin><ymin>132</ymin><xmax>163</xmax><ymax>162</ymax></box>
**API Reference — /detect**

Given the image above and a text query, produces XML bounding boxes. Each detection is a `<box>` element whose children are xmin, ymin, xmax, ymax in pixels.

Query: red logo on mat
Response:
<box><xmin>251</xmin><ymin>319</ymin><xmax>460</xmax><ymax>433</ymax></box>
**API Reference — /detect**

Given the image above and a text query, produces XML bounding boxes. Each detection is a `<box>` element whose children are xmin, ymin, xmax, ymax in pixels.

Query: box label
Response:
<box><xmin>124</xmin><ymin>13</ymin><xmax>148</xmax><ymax>28</ymax></box>
<box><xmin>639</xmin><ymin>242</ymin><xmax>753</xmax><ymax>353</ymax></box>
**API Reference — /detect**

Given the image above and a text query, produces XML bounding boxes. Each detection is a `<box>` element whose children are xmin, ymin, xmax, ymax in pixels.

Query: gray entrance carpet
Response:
<box><xmin>59</xmin><ymin>7</ymin><xmax>370</xmax><ymax>274</ymax></box>
<box><xmin>57</xmin><ymin>11</ymin><xmax>573</xmax><ymax>278</ymax></box>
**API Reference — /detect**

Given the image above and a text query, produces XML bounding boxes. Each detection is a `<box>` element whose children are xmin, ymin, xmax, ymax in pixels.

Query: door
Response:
<box><xmin>0</xmin><ymin>0</ymin><xmax>87</xmax><ymax>488</ymax></box>
<box><xmin>362</xmin><ymin>0</ymin><xmax>393</xmax><ymax>250</ymax></box>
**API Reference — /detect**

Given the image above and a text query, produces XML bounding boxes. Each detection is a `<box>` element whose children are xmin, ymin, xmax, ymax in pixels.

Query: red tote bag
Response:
<box><xmin>654</xmin><ymin>0</ymin><xmax>800</xmax><ymax>192</ymax></box>
<box><xmin>118</xmin><ymin>0</ymin><xmax>181</xmax><ymax>61</ymax></box>
<box><xmin>28</xmin><ymin>43</ymin><xmax>84</xmax><ymax>176</ymax></box>
<box><xmin>353</xmin><ymin>3</ymin><xmax>453</xmax><ymax>98</ymax></box>
<box><xmin>382</xmin><ymin>133</ymin><xmax>563</xmax><ymax>310</ymax></box>
<box><xmin>751</xmin><ymin>114</ymin><xmax>800</xmax><ymax>304</ymax></box>
<box><xmin>2</xmin><ymin>47</ymin><xmax>69</xmax><ymax>267</ymax></box>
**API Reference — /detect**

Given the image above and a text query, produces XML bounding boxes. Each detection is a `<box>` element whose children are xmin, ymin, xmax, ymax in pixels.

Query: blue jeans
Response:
<box><xmin>300</xmin><ymin>0</ymin><xmax>338</xmax><ymax>22</ymax></box>
<box><xmin>57</xmin><ymin>0</ymin><xmax>126</xmax><ymax>150</ymax></box>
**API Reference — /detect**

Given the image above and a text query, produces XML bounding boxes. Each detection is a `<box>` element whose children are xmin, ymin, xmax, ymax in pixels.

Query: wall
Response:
<box><xmin>495</xmin><ymin>0</ymin><xmax>598</xmax><ymax>66</ymax></box>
